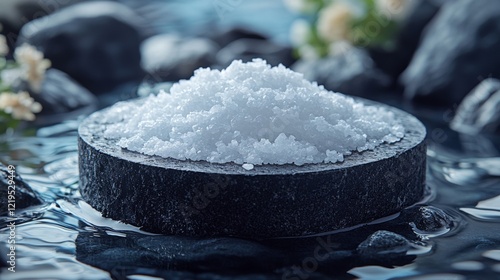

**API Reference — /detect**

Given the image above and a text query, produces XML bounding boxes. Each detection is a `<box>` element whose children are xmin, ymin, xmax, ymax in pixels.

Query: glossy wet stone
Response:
<box><xmin>0</xmin><ymin>163</ymin><xmax>42</xmax><ymax>215</ymax></box>
<box><xmin>78</xmin><ymin>97</ymin><xmax>426</xmax><ymax>238</ymax></box>
<box><xmin>74</xmin><ymin>204</ymin><xmax>435</xmax><ymax>279</ymax></box>
<box><xmin>141</xmin><ymin>34</ymin><xmax>218</xmax><ymax>82</ymax></box>
<box><xmin>293</xmin><ymin>48</ymin><xmax>391</xmax><ymax>98</ymax></box>
<box><xmin>401</xmin><ymin>0</ymin><xmax>500</xmax><ymax>105</ymax></box>
<box><xmin>17</xmin><ymin>1</ymin><xmax>146</xmax><ymax>94</ymax></box>
<box><xmin>451</xmin><ymin>79</ymin><xmax>500</xmax><ymax>135</ymax></box>
<box><xmin>368</xmin><ymin>0</ymin><xmax>443</xmax><ymax>83</ymax></box>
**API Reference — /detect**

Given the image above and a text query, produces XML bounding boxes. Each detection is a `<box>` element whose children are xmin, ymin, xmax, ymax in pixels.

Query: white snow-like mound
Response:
<box><xmin>104</xmin><ymin>59</ymin><xmax>404</xmax><ymax>166</ymax></box>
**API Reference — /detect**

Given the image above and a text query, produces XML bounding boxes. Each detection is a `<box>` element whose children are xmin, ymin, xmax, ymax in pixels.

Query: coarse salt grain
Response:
<box><xmin>104</xmin><ymin>59</ymin><xmax>404</xmax><ymax>166</ymax></box>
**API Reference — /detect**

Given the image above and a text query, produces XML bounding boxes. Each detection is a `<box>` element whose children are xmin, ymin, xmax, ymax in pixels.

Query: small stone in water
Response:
<box><xmin>242</xmin><ymin>163</ymin><xmax>254</xmax><ymax>170</ymax></box>
<box><xmin>105</xmin><ymin>59</ymin><xmax>404</xmax><ymax>166</ymax></box>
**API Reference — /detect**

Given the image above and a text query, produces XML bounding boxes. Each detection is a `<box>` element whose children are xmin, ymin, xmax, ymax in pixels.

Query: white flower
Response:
<box><xmin>14</xmin><ymin>44</ymin><xmax>51</xmax><ymax>93</ymax></box>
<box><xmin>375</xmin><ymin>0</ymin><xmax>413</xmax><ymax>20</ymax></box>
<box><xmin>0</xmin><ymin>91</ymin><xmax>42</xmax><ymax>121</ymax></box>
<box><xmin>317</xmin><ymin>2</ymin><xmax>356</xmax><ymax>43</ymax></box>
<box><xmin>0</xmin><ymin>34</ymin><xmax>8</xmax><ymax>57</ymax></box>
<box><xmin>283</xmin><ymin>0</ymin><xmax>317</xmax><ymax>14</ymax></box>
<box><xmin>290</xmin><ymin>19</ymin><xmax>311</xmax><ymax>47</ymax></box>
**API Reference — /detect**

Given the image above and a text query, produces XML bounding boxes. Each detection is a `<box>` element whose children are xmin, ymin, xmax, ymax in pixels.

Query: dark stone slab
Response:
<box><xmin>0</xmin><ymin>163</ymin><xmax>42</xmax><ymax>215</ymax></box>
<box><xmin>16</xmin><ymin>1</ymin><xmax>146</xmax><ymax>94</ymax></box>
<box><xmin>78</xmin><ymin>97</ymin><xmax>426</xmax><ymax>238</ymax></box>
<box><xmin>401</xmin><ymin>0</ymin><xmax>500</xmax><ymax>106</ymax></box>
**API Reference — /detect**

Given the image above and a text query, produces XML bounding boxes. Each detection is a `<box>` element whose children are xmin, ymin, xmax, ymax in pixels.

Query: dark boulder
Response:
<box><xmin>451</xmin><ymin>78</ymin><xmax>500</xmax><ymax>135</ymax></box>
<box><xmin>368</xmin><ymin>0</ymin><xmax>445</xmax><ymax>83</ymax></box>
<box><xmin>0</xmin><ymin>0</ymin><xmax>81</xmax><ymax>56</ymax></box>
<box><xmin>34</xmin><ymin>69</ymin><xmax>97</xmax><ymax>114</ymax></box>
<box><xmin>293</xmin><ymin>48</ymin><xmax>391</xmax><ymax>98</ymax></box>
<box><xmin>141</xmin><ymin>34</ymin><xmax>218</xmax><ymax>82</ymax></box>
<box><xmin>0</xmin><ymin>163</ymin><xmax>42</xmax><ymax>215</ymax></box>
<box><xmin>401</xmin><ymin>0</ymin><xmax>500</xmax><ymax>106</ymax></box>
<box><xmin>356</xmin><ymin>230</ymin><xmax>410</xmax><ymax>255</ymax></box>
<box><xmin>17</xmin><ymin>1</ymin><xmax>147</xmax><ymax>94</ymax></box>
<box><xmin>216</xmin><ymin>38</ymin><xmax>294</xmax><ymax>68</ymax></box>
<box><xmin>210</xmin><ymin>27</ymin><xmax>267</xmax><ymax>49</ymax></box>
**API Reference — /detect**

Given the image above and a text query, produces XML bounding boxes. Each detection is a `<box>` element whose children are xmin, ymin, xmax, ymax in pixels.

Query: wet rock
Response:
<box><xmin>0</xmin><ymin>163</ymin><xmax>42</xmax><ymax>215</ymax></box>
<box><xmin>210</xmin><ymin>27</ymin><xmax>267</xmax><ymax>49</ymax></box>
<box><xmin>356</xmin><ymin>230</ymin><xmax>410</xmax><ymax>255</ymax></box>
<box><xmin>401</xmin><ymin>0</ymin><xmax>500</xmax><ymax>106</ymax></box>
<box><xmin>0</xmin><ymin>0</ymin><xmax>81</xmax><ymax>55</ymax></box>
<box><xmin>293</xmin><ymin>48</ymin><xmax>391</xmax><ymax>98</ymax></box>
<box><xmin>216</xmin><ymin>38</ymin><xmax>294</xmax><ymax>68</ymax></box>
<box><xmin>8</xmin><ymin>68</ymin><xmax>98</xmax><ymax>125</ymax></box>
<box><xmin>34</xmin><ymin>69</ymin><xmax>97</xmax><ymax>114</ymax></box>
<box><xmin>141</xmin><ymin>34</ymin><xmax>217</xmax><ymax>82</ymax></box>
<box><xmin>76</xmin><ymin>228</ymin><xmax>416</xmax><ymax>278</ymax></box>
<box><xmin>17</xmin><ymin>1</ymin><xmax>146</xmax><ymax>94</ymax></box>
<box><xmin>405</xmin><ymin>206</ymin><xmax>453</xmax><ymax>233</ymax></box>
<box><xmin>450</xmin><ymin>79</ymin><xmax>500</xmax><ymax>135</ymax></box>
<box><xmin>368</xmin><ymin>0</ymin><xmax>444</xmax><ymax>82</ymax></box>
<box><xmin>76</xmin><ymin>232</ymin><xmax>285</xmax><ymax>273</ymax></box>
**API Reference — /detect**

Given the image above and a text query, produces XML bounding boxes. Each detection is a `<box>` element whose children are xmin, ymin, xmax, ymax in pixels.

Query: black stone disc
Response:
<box><xmin>78</xmin><ymin>97</ymin><xmax>426</xmax><ymax>238</ymax></box>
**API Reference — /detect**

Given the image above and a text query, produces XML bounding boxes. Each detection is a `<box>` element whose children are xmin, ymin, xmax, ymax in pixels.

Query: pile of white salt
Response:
<box><xmin>104</xmin><ymin>59</ymin><xmax>404</xmax><ymax>167</ymax></box>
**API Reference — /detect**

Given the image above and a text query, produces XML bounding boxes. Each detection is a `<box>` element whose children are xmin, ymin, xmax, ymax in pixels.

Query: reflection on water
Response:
<box><xmin>0</xmin><ymin>117</ymin><xmax>499</xmax><ymax>280</ymax></box>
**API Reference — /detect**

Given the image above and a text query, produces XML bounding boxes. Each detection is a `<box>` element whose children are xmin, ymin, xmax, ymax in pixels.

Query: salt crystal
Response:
<box><xmin>105</xmin><ymin>59</ymin><xmax>404</xmax><ymax>166</ymax></box>
<box><xmin>242</xmin><ymin>163</ymin><xmax>254</xmax><ymax>171</ymax></box>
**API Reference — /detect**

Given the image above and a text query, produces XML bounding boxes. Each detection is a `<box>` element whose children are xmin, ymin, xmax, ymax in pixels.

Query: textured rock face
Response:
<box><xmin>0</xmin><ymin>163</ymin><xmax>42</xmax><ymax>215</ymax></box>
<box><xmin>78</xmin><ymin>98</ymin><xmax>426</xmax><ymax>238</ymax></box>
<box><xmin>401</xmin><ymin>0</ymin><xmax>500</xmax><ymax>106</ymax></box>
<box><xmin>293</xmin><ymin>48</ymin><xmax>390</xmax><ymax>98</ymax></box>
<box><xmin>451</xmin><ymin>79</ymin><xmax>500</xmax><ymax>135</ymax></box>
<box><xmin>17</xmin><ymin>1</ymin><xmax>146</xmax><ymax>94</ymax></box>
<box><xmin>368</xmin><ymin>0</ymin><xmax>444</xmax><ymax>83</ymax></box>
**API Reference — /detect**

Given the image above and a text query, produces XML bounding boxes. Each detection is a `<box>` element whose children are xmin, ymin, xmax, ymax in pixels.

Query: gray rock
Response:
<box><xmin>34</xmin><ymin>69</ymin><xmax>97</xmax><ymax>114</ymax></box>
<box><xmin>75</xmin><ymin>225</ymin><xmax>418</xmax><ymax>277</ymax></box>
<box><xmin>401</xmin><ymin>0</ymin><xmax>500</xmax><ymax>105</ymax></box>
<box><xmin>293</xmin><ymin>48</ymin><xmax>391</xmax><ymax>98</ymax></box>
<box><xmin>216</xmin><ymin>38</ymin><xmax>294</xmax><ymax>68</ymax></box>
<box><xmin>410</xmin><ymin>206</ymin><xmax>453</xmax><ymax>233</ymax></box>
<box><xmin>210</xmin><ymin>27</ymin><xmax>267</xmax><ymax>49</ymax></box>
<box><xmin>78</xmin><ymin>97</ymin><xmax>426</xmax><ymax>238</ymax></box>
<box><xmin>369</xmin><ymin>0</ymin><xmax>445</xmax><ymax>82</ymax></box>
<box><xmin>0</xmin><ymin>163</ymin><xmax>42</xmax><ymax>215</ymax></box>
<box><xmin>450</xmin><ymin>79</ymin><xmax>500</xmax><ymax>134</ymax></box>
<box><xmin>357</xmin><ymin>230</ymin><xmax>410</xmax><ymax>255</ymax></box>
<box><xmin>16</xmin><ymin>1</ymin><xmax>146</xmax><ymax>94</ymax></box>
<box><xmin>8</xmin><ymin>68</ymin><xmax>98</xmax><ymax>125</ymax></box>
<box><xmin>141</xmin><ymin>34</ymin><xmax>218</xmax><ymax>82</ymax></box>
<box><xmin>0</xmin><ymin>0</ymin><xmax>82</xmax><ymax>56</ymax></box>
